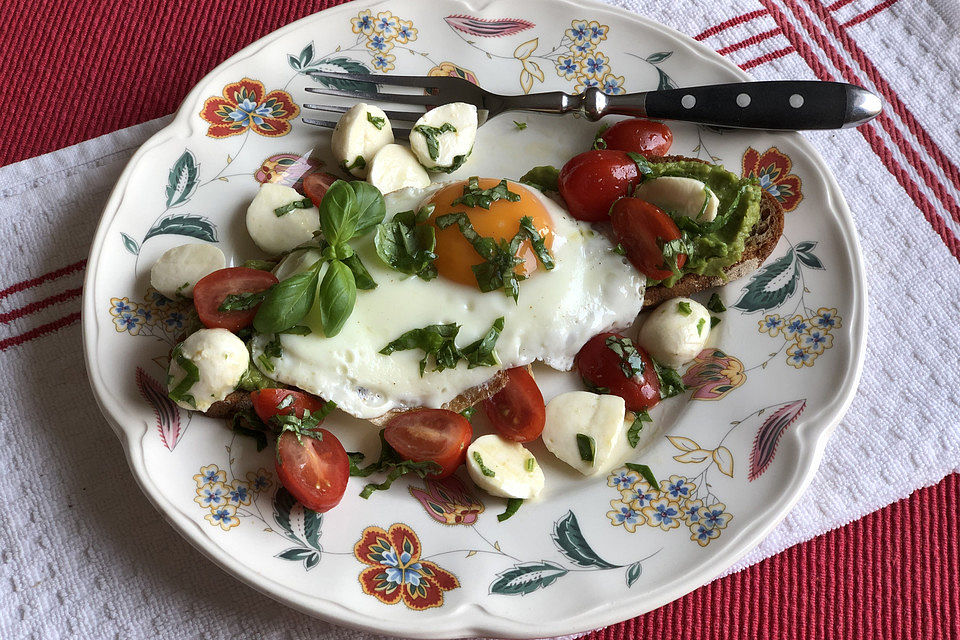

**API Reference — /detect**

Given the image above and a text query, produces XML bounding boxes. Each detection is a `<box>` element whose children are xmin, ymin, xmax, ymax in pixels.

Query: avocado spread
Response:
<box><xmin>645</xmin><ymin>160</ymin><xmax>762</xmax><ymax>288</ymax></box>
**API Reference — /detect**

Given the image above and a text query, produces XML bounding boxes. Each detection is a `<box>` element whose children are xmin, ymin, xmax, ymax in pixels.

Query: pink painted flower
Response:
<box><xmin>409</xmin><ymin>475</ymin><xmax>484</xmax><ymax>525</ymax></box>
<box><xmin>682</xmin><ymin>349</ymin><xmax>746</xmax><ymax>401</ymax></box>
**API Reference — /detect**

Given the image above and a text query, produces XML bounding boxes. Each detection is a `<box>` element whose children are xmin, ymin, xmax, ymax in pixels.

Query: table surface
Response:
<box><xmin>2</xmin><ymin>0</ymin><xmax>957</xmax><ymax>638</ymax></box>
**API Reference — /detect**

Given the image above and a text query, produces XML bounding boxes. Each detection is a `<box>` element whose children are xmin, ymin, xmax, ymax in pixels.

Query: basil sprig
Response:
<box><xmin>414</xmin><ymin>122</ymin><xmax>457</xmax><ymax>160</ymax></box>
<box><xmin>450</xmin><ymin>177</ymin><xmax>520</xmax><ymax>209</ymax></box>
<box><xmin>253</xmin><ymin>180</ymin><xmax>384</xmax><ymax>337</ymax></box>
<box><xmin>374</xmin><ymin>205</ymin><xmax>438</xmax><ymax>280</ymax></box>
<box><xmin>379</xmin><ymin>317</ymin><xmax>504</xmax><ymax>376</ymax></box>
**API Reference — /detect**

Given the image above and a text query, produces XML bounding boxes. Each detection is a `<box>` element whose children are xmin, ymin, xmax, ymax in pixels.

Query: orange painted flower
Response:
<box><xmin>682</xmin><ymin>348</ymin><xmax>746</xmax><ymax>401</ymax></box>
<box><xmin>409</xmin><ymin>475</ymin><xmax>484</xmax><ymax>525</ymax></box>
<box><xmin>199</xmin><ymin>78</ymin><xmax>299</xmax><ymax>138</ymax></box>
<box><xmin>741</xmin><ymin>146</ymin><xmax>803</xmax><ymax>212</ymax></box>
<box><xmin>354</xmin><ymin>523</ymin><xmax>459</xmax><ymax>610</ymax></box>
<box><xmin>427</xmin><ymin>62</ymin><xmax>479</xmax><ymax>85</ymax></box>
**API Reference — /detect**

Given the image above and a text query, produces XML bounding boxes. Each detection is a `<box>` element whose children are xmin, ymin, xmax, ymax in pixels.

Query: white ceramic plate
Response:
<box><xmin>82</xmin><ymin>0</ymin><xmax>866</xmax><ymax>637</ymax></box>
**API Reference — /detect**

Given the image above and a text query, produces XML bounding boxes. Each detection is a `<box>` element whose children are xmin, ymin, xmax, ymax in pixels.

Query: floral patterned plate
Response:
<box><xmin>82</xmin><ymin>0</ymin><xmax>866</xmax><ymax>637</ymax></box>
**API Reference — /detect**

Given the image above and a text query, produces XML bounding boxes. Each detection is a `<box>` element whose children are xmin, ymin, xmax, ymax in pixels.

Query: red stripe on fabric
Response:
<box><xmin>0</xmin><ymin>260</ymin><xmax>86</xmax><ymax>301</ymax></box>
<box><xmin>842</xmin><ymin>0</ymin><xmax>899</xmax><ymax>27</ymax></box>
<box><xmin>716</xmin><ymin>27</ymin><xmax>782</xmax><ymax>55</ymax></box>
<box><xmin>826</xmin><ymin>0</ymin><xmax>857</xmax><ymax>10</ymax></box>
<box><xmin>0</xmin><ymin>311</ymin><xmax>80</xmax><ymax>351</ymax></box>
<box><xmin>739</xmin><ymin>45</ymin><xmax>796</xmax><ymax>69</ymax></box>
<box><xmin>0</xmin><ymin>287</ymin><xmax>82</xmax><ymax>324</ymax></box>
<box><xmin>759</xmin><ymin>0</ymin><xmax>960</xmax><ymax>260</ymax></box>
<box><xmin>693</xmin><ymin>9</ymin><xmax>767</xmax><ymax>40</ymax></box>
<box><xmin>799</xmin><ymin>0</ymin><xmax>960</xmax><ymax>194</ymax></box>
<box><xmin>784</xmin><ymin>0</ymin><xmax>960</xmax><ymax>226</ymax></box>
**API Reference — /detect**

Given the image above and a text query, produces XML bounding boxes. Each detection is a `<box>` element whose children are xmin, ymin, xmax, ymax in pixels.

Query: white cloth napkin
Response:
<box><xmin>1</xmin><ymin>1</ymin><xmax>959</xmax><ymax>638</ymax></box>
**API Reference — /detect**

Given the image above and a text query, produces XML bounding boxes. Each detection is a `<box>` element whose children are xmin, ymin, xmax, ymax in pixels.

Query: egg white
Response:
<box><xmin>251</xmin><ymin>182</ymin><xmax>645</xmax><ymax>420</ymax></box>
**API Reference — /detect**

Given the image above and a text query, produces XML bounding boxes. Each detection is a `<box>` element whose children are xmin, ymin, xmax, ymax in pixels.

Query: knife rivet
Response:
<box><xmin>736</xmin><ymin>93</ymin><xmax>751</xmax><ymax>107</ymax></box>
<box><xmin>681</xmin><ymin>94</ymin><xmax>696</xmax><ymax>109</ymax></box>
<box><xmin>790</xmin><ymin>94</ymin><xmax>804</xmax><ymax>108</ymax></box>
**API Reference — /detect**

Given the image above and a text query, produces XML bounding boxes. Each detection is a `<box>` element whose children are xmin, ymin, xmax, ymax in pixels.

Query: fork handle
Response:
<box><xmin>600</xmin><ymin>81</ymin><xmax>881</xmax><ymax>130</ymax></box>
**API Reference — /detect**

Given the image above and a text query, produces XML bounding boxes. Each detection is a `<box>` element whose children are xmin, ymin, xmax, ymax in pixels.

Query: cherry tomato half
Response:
<box><xmin>600</xmin><ymin>119</ymin><xmax>673</xmax><ymax>157</ymax></box>
<box><xmin>276</xmin><ymin>429</ymin><xmax>349</xmax><ymax>513</ymax></box>
<box><xmin>481</xmin><ymin>367</ymin><xmax>545</xmax><ymax>443</ymax></box>
<box><xmin>383</xmin><ymin>409</ymin><xmax>472</xmax><ymax>479</ymax></box>
<box><xmin>609</xmin><ymin>198</ymin><xmax>686</xmax><ymax>280</ymax></box>
<box><xmin>575</xmin><ymin>332</ymin><xmax>661</xmax><ymax>411</ymax></box>
<box><xmin>302</xmin><ymin>172</ymin><xmax>339</xmax><ymax>208</ymax></box>
<box><xmin>193</xmin><ymin>267</ymin><xmax>278</xmax><ymax>332</ymax></box>
<box><xmin>251</xmin><ymin>389</ymin><xmax>328</xmax><ymax>424</ymax></box>
<box><xmin>558</xmin><ymin>150</ymin><xmax>641</xmax><ymax>222</ymax></box>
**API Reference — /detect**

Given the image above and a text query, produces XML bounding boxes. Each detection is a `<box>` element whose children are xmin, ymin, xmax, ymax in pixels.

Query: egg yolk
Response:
<box><xmin>427</xmin><ymin>178</ymin><xmax>555</xmax><ymax>288</ymax></box>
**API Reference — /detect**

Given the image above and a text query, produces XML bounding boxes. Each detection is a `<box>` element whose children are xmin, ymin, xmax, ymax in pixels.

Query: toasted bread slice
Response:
<box><xmin>641</xmin><ymin>155</ymin><xmax>784</xmax><ymax>308</ymax></box>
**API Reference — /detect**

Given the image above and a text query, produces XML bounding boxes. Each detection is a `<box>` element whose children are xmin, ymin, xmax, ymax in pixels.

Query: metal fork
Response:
<box><xmin>303</xmin><ymin>70</ymin><xmax>882</xmax><ymax>134</ymax></box>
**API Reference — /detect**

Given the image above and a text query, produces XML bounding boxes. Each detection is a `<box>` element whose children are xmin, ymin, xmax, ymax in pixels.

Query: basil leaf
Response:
<box><xmin>414</xmin><ymin>122</ymin><xmax>456</xmax><ymax>160</ymax></box>
<box><xmin>274</xmin><ymin>197</ymin><xmax>313</xmax><ymax>217</ymax></box>
<box><xmin>349</xmin><ymin>180</ymin><xmax>386</xmax><ymax>238</ymax></box>
<box><xmin>352</xmin><ymin>430</ymin><xmax>441</xmax><ymax>498</ymax></box>
<box><xmin>604</xmin><ymin>334</ymin><xmax>645</xmax><ymax>379</ymax></box>
<box><xmin>318</xmin><ymin>259</ymin><xmax>356</xmax><ymax>338</ymax></box>
<box><xmin>473</xmin><ymin>452</ymin><xmax>496</xmax><ymax>477</ymax></box>
<box><xmin>624</xmin><ymin>462</ymin><xmax>659</xmax><ymax>490</ymax></box>
<box><xmin>461</xmin><ymin>316</ymin><xmax>504</xmax><ymax>368</ymax></box>
<box><xmin>677</xmin><ymin>301</ymin><xmax>692</xmax><ymax>316</ymax></box>
<box><xmin>319</xmin><ymin>180</ymin><xmax>358</xmax><ymax>247</ymax></box>
<box><xmin>380</xmin><ymin>322</ymin><xmax>461</xmax><ymax>376</ymax></box>
<box><xmin>218</xmin><ymin>291</ymin><xmax>266</xmax><ymax>312</ymax></box>
<box><xmin>626</xmin><ymin>411</ymin><xmax>652</xmax><ymax>448</ymax></box>
<box><xmin>697</xmin><ymin>317</ymin><xmax>706</xmax><ymax>335</ymax></box>
<box><xmin>518</xmin><ymin>165</ymin><xmax>560</xmax><ymax>192</ymax></box>
<box><xmin>576</xmin><ymin>433</ymin><xmax>596</xmax><ymax>464</ymax></box>
<box><xmin>707</xmin><ymin>293</ymin><xmax>726</xmax><ymax>313</ymax></box>
<box><xmin>451</xmin><ymin>177</ymin><xmax>521</xmax><ymax>209</ymax></box>
<box><xmin>625</xmin><ymin>151</ymin><xmax>653</xmax><ymax>179</ymax></box>
<box><xmin>167</xmin><ymin>343</ymin><xmax>199</xmax><ymax>408</ymax></box>
<box><xmin>253</xmin><ymin>262</ymin><xmax>322</xmax><ymax>334</ymax></box>
<box><xmin>374</xmin><ymin>210</ymin><xmax>438</xmax><ymax>280</ymax></box>
<box><xmin>710</xmin><ymin>316</ymin><xmax>721</xmax><ymax>329</ymax></box>
<box><xmin>652</xmin><ymin>357</ymin><xmax>686</xmax><ymax>399</ymax></box>
<box><xmin>498</xmin><ymin>498</ymin><xmax>523</xmax><ymax>522</ymax></box>
<box><xmin>341</xmin><ymin>253</ymin><xmax>377</xmax><ymax>290</ymax></box>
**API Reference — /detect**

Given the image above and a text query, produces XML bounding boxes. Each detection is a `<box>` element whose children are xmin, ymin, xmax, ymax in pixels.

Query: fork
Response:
<box><xmin>303</xmin><ymin>70</ymin><xmax>882</xmax><ymax>137</ymax></box>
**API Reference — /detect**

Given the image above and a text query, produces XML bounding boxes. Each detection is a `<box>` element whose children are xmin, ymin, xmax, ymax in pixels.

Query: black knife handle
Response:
<box><xmin>603</xmin><ymin>81</ymin><xmax>881</xmax><ymax>130</ymax></box>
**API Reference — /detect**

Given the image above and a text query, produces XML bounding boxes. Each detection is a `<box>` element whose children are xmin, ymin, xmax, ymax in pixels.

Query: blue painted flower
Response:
<box><xmin>145</xmin><ymin>288</ymin><xmax>174</xmax><ymax>310</ymax></box>
<box><xmin>225</xmin><ymin>97</ymin><xmax>274</xmax><ymax>128</ymax></box>
<box><xmin>556</xmin><ymin>55</ymin><xmax>579</xmax><ymax>80</ymax></box>
<box><xmin>164</xmin><ymin>311</ymin><xmax>185</xmax><ymax>331</ymax></box>
<box><xmin>566</xmin><ymin>20</ymin><xmax>590</xmax><ymax>44</ymax></box>
<box><xmin>660</xmin><ymin>475</ymin><xmax>695</xmax><ymax>501</ymax></box>
<box><xmin>801</xmin><ymin>328</ymin><xmax>833</xmax><ymax>354</ymax></box>
<box><xmin>136</xmin><ymin>307</ymin><xmax>156</xmax><ymax>326</ymax></box>
<box><xmin>374</xmin><ymin>12</ymin><xmax>400</xmax><ymax>37</ymax></box>
<box><xmin>205</xmin><ymin>505</ymin><xmax>240</xmax><ymax>530</ymax></box>
<box><xmin>395</xmin><ymin>21</ymin><xmax>417</xmax><ymax>44</ymax></box>
<box><xmin>786</xmin><ymin>345</ymin><xmax>816</xmax><ymax>368</ymax></box>
<box><xmin>351</xmin><ymin>10</ymin><xmax>376</xmax><ymax>36</ymax></box>
<box><xmin>813</xmin><ymin>307</ymin><xmax>841</xmax><ymax>332</ymax></box>
<box><xmin>759</xmin><ymin>314</ymin><xmax>784</xmax><ymax>336</ymax></box>
<box><xmin>113</xmin><ymin>311</ymin><xmax>142</xmax><ymax>335</ymax></box>
<box><xmin>571</xmin><ymin>41</ymin><xmax>593</xmax><ymax>58</ymax></box>
<box><xmin>690</xmin><ymin>522</ymin><xmax>721</xmax><ymax>546</ymax></box>
<box><xmin>228</xmin><ymin>481</ymin><xmax>252</xmax><ymax>506</ymax></box>
<box><xmin>642</xmin><ymin>497</ymin><xmax>682</xmax><ymax>530</ymax></box>
<box><xmin>602</xmin><ymin>74</ymin><xmax>625</xmax><ymax>95</ymax></box>
<box><xmin>681</xmin><ymin>498</ymin><xmax>706</xmax><ymax>525</ymax></box>
<box><xmin>372</xmin><ymin>53</ymin><xmax>396</xmax><ymax>72</ymax></box>
<box><xmin>110</xmin><ymin>297</ymin><xmax>136</xmax><ymax>317</ymax></box>
<box><xmin>607</xmin><ymin>499</ymin><xmax>644</xmax><ymax>532</ymax></box>
<box><xmin>583</xmin><ymin>53</ymin><xmax>609</xmax><ymax>78</ymax></box>
<box><xmin>194</xmin><ymin>464</ymin><xmax>226</xmax><ymax>487</ymax></box>
<box><xmin>783</xmin><ymin>314</ymin><xmax>810</xmax><ymax>340</ymax></box>
<box><xmin>575</xmin><ymin>77</ymin><xmax>601</xmax><ymax>94</ymax></box>
<box><xmin>621</xmin><ymin>481</ymin><xmax>658</xmax><ymax>510</ymax></box>
<box><xmin>381</xmin><ymin>547</ymin><xmax>425</xmax><ymax>587</ymax></box>
<box><xmin>608</xmin><ymin>468</ymin><xmax>639</xmax><ymax>491</ymax></box>
<box><xmin>588</xmin><ymin>22</ymin><xmax>609</xmax><ymax>44</ymax></box>
<box><xmin>194</xmin><ymin>482</ymin><xmax>229</xmax><ymax>508</ymax></box>
<box><xmin>246</xmin><ymin>468</ymin><xmax>272</xmax><ymax>492</ymax></box>
<box><xmin>702</xmin><ymin>502</ymin><xmax>733</xmax><ymax>530</ymax></box>
<box><xmin>367</xmin><ymin>35</ymin><xmax>392</xmax><ymax>52</ymax></box>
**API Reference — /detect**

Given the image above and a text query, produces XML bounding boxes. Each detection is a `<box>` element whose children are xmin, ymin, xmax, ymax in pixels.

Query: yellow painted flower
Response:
<box><xmin>786</xmin><ymin>344</ymin><xmax>817</xmax><ymax>368</ymax></box>
<box><xmin>373</xmin><ymin>12</ymin><xmax>401</xmax><ymax>38</ymax></box>
<box><xmin>587</xmin><ymin>21</ymin><xmax>609</xmax><ymax>46</ymax></box>
<box><xmin>227</xmin><ymin>480</ymin><xmax>253</xmax><ymax>506</ymax></box>
<box><xmin>351</xmin><ymin>9</ymin><xmax>376</xmax><ymax>36</ymax></box>
<box><xmin>581</xmin><ymin>52</ymin><xmax>610</xmax><ymax>80</ymax></box>
<box><xmin>681</xmin><ymin>498</ymin><xmax>706</xmax><ymax>526</ymax></box>
<box><xmin>109</xmin><ymin>297</ymin><xmax>137</xmax><ymax>318</ymax></box>
<box><xmin>600</xmin><ymin>73</ymin><xmax>626</xmax><ymax>95</ymax></box>
<box><xmin>800</xmin><ymin>328</ymin><xmax>833</xmax><ymax>354</ymax></box>
<box><xmin>366</xmin><ymin>35</ymin><xmax>394</xmax><ymax>54</ymax></box>
<box><xmin>555</xmin><ymin>54</ymin><xmax>580</xmax><ymax>80</ymax></box>
<box><xmin>607</xmin><ymin>499</ymin><xmax>645</xmax><ymax>532</ymax></box>
<box><xmin>690</xmin><ymin>522</ymin><xmax>721</xmax><ymax>546</ymax></box>
<box><xmin>813</xmin><ymin>307</ymin><xmax>842</xmax><ymax>332</ymax></box>
<box><xmin>206</xmin><ymin>504</ymin><xmax>240</xmax><ymax>531</ymax></box>
<box><xmin>194</xmin><ymin>464</ymin><xmax>226</xmax><ymax>487</ymax></box>
<box><xmin>428</xmin><ymin>62</ymin><xmax>478</xmax><ymax>84</ymax></box>
<box><xmin>659</xmin><ymin>475</ymin><xmax>696</xmax><ymax>501</ymax></box>
<box><xmin>620</xmin><ymin>480</ymin><xmax>659</xmax><ymax>510</ymax></box>
<box><xmin>194</xmin><ymin>482</ymin><xmax>230</xmax><ymax>509</ymax></box>
<box><xmin>759</xmin><ymin>314</ymin><xmax>785</xmax><ymax>336</ymax></box>
<box><xmin>642</xmin><ymin>497</ymin><xmax>683</xmax><ymax>531</ymax></box>
<box><xmin>782</xmin><ymin>314</ymin><xmax>811</xmax><ymax>341</ymax></box>
<box><xmin>371</xmin><ymin>52</ymin><xmax>396</xmax><ymax>72</ymax></box>
<box><xmin>566</xmin><ymin>20</ymin><xmax>591</xmax><ymax>46</ymax></box>
<box><xmin>701</xmin><ymin>502</ymin><xmax>733</xmax><ymax>530</ymax></box>
<box><xmin>394</xmin><ymin>19</ymin><xmax>418</xmax><ymax>44</ymax></box>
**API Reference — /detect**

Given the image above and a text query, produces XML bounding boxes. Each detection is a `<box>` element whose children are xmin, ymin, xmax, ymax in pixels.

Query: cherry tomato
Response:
<box><xmin>558</xmin><ymin>150</ymin><xmax>641</xmax><ymax>222</ymax></box>
<box><xmin>193</xmin><ymin>267</ymin><xmax>278</xmax><ymax>332</ymax></box>
<box><xmin>251</xmin><ymin>389</ymin><xmax>328</xmax><ymax>423</ymax></box>
<box><xmin>481</xmin><ymin>367</ymin><xmax>545</xmax><ymax>442</ymax></box>
<box><xmin>302</xmin><ymin>172</ymin><xmax>338</xmax><ymax>208</ymax></box>
<box><xmin>609</xmin><ymin>198</ymin><xmax>686</xmax><ymax>280</ymax></box>
<box><xmin>383</xmin><ymin>409</ymin><xmax>472</xmax><ymax>479</ymax></box>
<box><xmin>575</xmin><ymin>332</ymin><xmax>661</xmax><ymax>411</ymax></box>
<box><xmin>275</xmin><ymin>429</ymin><xmax>349</xmax><ymax>513</ymax></box>
<box><xmin>600</xmin><ymin>119</ymin><xmax>673</xmax><ymax>157</ymax></box>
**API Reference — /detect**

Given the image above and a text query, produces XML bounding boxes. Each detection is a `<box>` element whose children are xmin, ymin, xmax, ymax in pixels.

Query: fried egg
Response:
<box><xmin>251</xmin><ymin>179</ymin><xmax>645</xmax><ymax>420</ymax></box>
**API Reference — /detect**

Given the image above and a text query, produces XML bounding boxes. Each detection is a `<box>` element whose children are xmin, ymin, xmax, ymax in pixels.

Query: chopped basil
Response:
<box><xmin>379</xmin><ymin>317</ymin><xmax>504</xmax><ymax>376</ymax></box>
<box><xmin>473</xmin><ymin>452</ymin><xmax>496</xmax><ymax>477</ymax></box>
<box><xmin>257</xmin><ymin>354</ymin><xmax>275</xmax><ymax>373</ymax></box>
<box><xmin>624</xmin><ymin>462</ymin><xmax>659</xmax><ymax>490</ymax></box>
<box><xmin>576</xmin><ymin>433</ymin><xmax>596</xmax><ymax>464</ymax></box>
<box><xmin>518</xmin><ymin>217</ymin><xmax>555</xmax><ymax>271</ymax></box>
<box><xmin>413</xmin><ymin>122</ymin><xmax>457</xmax><ymax>160</ymax></box>
<box><xmin>707</xmin><ymin>293</ymin><xmax>726</xmax><ymax>313</ymax></box>
<box><xmin>613</xmin><ymin>243</ymin><xmax>626</xmax><ymax>256</ymax></box>
<box><xmin>582</xmin><ymin>378</ymin><xmax>610</xmax><ymax>394</ymax></box>
<box><xmin>625</xmin><ymin>151</ymin><xmax>654</xmax><ymax>179</ymax></box>
<box><xmin>272</xmin><ymin>400</ymin><xmax>337</xmax><ymax>461</ymax></box>
<box><xmin>604</xmin><ymin>334</ymin><xmax>645</xmax><ymax>379</ymax></box>
<box><xmin>273</xmin><ymin>197</ymin><xmax>313</xmax><ymax>217</ymax></box>
<box><xmin>263</xmin><ymin>333</ymin><xmax>283</xmax><ymax>360</ymax></box>
<box><xmin>451</xmin><ymin>177</ymin><xmax>521</xmax><ymax>210</ymax></box>
<box><xmin>237</xmin><ymin>361</ymin><xmax>272</xmax><ymax>391</ymax></box>
<box><xmin>652</xmin><ymin>357</ymin><xmax>686</xmax><ymax>399</ymax></box>
<box><xmin>460</xmin><ymin>406</ymin><xmax>477</xmax><ymax>421</ymax></box>
<box><xmin>242</xmin><ymin>259</ymin><xmax>278</xmax><ymax>271</ymax></box>
<box><xmin>276</xmin><ymin>393</ymin><xmax>295</xmax><ymax>410</ymax></box>
<box><xmin>513</xmin><ymin>120</ymin><xmax>527</xmax><ymax>130</ymax></box>
<box><xmin>677</xmin><ymin>301</ymin><xmax>692</xmax><ymax>316</ymax></box>
<box><xmin>374</xmin><ymin>206</ymin><xmax>438</xmax><ymax>280</ymax></box>
<box><xmin>697</xmin><ymin>317</ymin><xmax>706</xmax><ymax>335</ymax></box>
<box><xmin>626</xmin><ymin>410</ymin><xmax>652</xmax><ymax>448</ymax></box>
<box><xmin>351</xmin><ymin>430</ymin><xmax>442</xmax><ymax>498</ymax></box>
<box><xmin>518</xmin><ymin>165</ymin><xmax>560</xmax><ymax>192</ymax></box>
<box><xmin>218</xmin><ymin>291</ymin><xmax>267</xmax><ymax>312</ymax></box>
<box><xmin>498</xmin><ymin>498</ymin><xmax>523</xmax><ymax>522</ymax></box>
<box><xmin>592</xmin><ymin>123</ymin><xmax>610</xmax><ymax>150</ymax></box>
<box><xmin>710</xmin><ymin>316</ymin><xmax>721</xmax><ymax>329</ymax></box>
<box><xmin>659</xmin><ymin>233</ymin><xmax>695</xmax><ymax>279</ymax></box>
<box><xmin>279</xmin><ymin>325</ymin><xmax>311</xmax><ymax>336</ymax></box>
<box><xmin>167</xmin><ymin>343</ymin><xmax>199</xmax><ymax>408</ymax></box>
<box><xmin>366</xmin><ymin>111</ymin><xmax>386</xmax><ymax>130</ymax></box>
<box><xmin>340</xmin><ymin>155</ymin><xmax>366</xmax><ymax>172</ymax></box>
<box><xmin>525</xmin><ymin>457</ymin><xmax>536</xmax><ymax>472</ymax></box>
<box><xmin>231</xmin><ymin>410</ymin><xmax>272</xmax><ymax>452</ymax></box>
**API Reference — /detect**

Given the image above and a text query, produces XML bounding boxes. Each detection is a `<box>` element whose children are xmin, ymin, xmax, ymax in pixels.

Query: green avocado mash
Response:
<box><xmin>645</xmin><ymin>160</ymin><xmax>762</xmax><ymax>288</ymax></box>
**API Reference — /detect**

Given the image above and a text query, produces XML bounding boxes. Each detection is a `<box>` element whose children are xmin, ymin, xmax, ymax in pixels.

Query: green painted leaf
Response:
<box><xmin>277</xmin><ymin>547</ymin><xmax>312</xmax><ymax>560</ymax></box>
<box><xmin>304</xmin><ymin>551</ymin><xmax>320</xmax><ymax>570</ymax></box>
<box><xmin>120</xmin><ymin>232</ymin><xmax>139</xmax><ymax>255</ymax></box>
<box><xmin>732</xmin><ymin>249</ymin><xmax>799</xmax><ymax>313</ymax></box>
<box><xmin>303</xmin><ymin>509</ymin><xmax>323</xmax><ymax>552</ymax></box>
<box><xmin>165</xmin><ymin>150</ymin><xmax>199</xmax><ymax>208</ymax></box>
<box><xmin>143</xmin><ymin>214</ymin><xmax>218</xmax><ymax>243</ymax></box>
<box><xmin>795</xmin><ymin>241</ymin><xmax>824</xmax><ymax>269</ymax></box>
<box><xmin>307</xmin><ymin>57</ymin><xmax>373</xmax><ymax>91</ymax></box>
<box><xmin>299</xmin><ymin>43</ymin><xmax>315</xmax><ymax>68</ymax></box>
<box><xmin>272</xmin><ymin>487</ymin><xmax>297</xmax><ymax>542</ymax></box>
<box><xmin>489</xmin><ymin>561</ymin><xmax>568</xmax><ymax>595</ymax></box>
<box><xmin>551</xmin><ymin>511</ymin><xmax>618</xmax><ymax>569</ymax></box>
<box><xmin>645</xmin><ymin>51</ymin><xmax>673</xmax><ymax>63</ymax></box>
<box><xmin>288</xmin><ymin>54</ymin><xmax>302</xmax><ymax>71</ymax></box>
<box><xmin>655</xmin><ymin>67</ymin><xmax>677</xmax><ymax>91</ymax></box>
<box><xmin>626</xmin><ymin>561</ymin><xmax>643</xmax><ymax>587</ymax></box>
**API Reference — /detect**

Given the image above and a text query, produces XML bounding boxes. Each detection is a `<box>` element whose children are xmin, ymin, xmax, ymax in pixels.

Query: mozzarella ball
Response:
<box><xmin>409</xmin><ymin>102</ymin><xmax>477</xmax><ymax>172</ymax></box>
<box><xmin>542</xmin><ymin>391</ymin><xmax>627</xmax><ymax>476</ymax></box>
<box><xmin>466</xmin><ymin>434</ymin><xmax>545</xmax><ymax>499</ymax></box>
<box><xmin>150</xmin><ymin>243</ymin><xmax>225</xmax><ymax>299</ymax></box>
<box><xmin>246</xmin><ymin>183</ymin><xmax>320</xmax><ymax>255</ymax></box>
<box><xmin>634</xmin><ymin>176</ymin><xmax>719</xmax><ymax>221</ymax></box>
<box><xmin>638</xmin><ymin>297</ymin><xmax>711</xmax><ymax>368</ymax></box>
<box><xmin>168</xmin><ymin>328</ymin><xmax>250</xmax><ymax>412</ymax></box>
<box><xmin>366</xmin><ymin>144</ymin><xmax>431</xmax><ymax>194</ymax></box>
<box><xmin>331</xmin><ymin>103</ymin><xmax>394</xmax><ymax>178</ymax></box>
